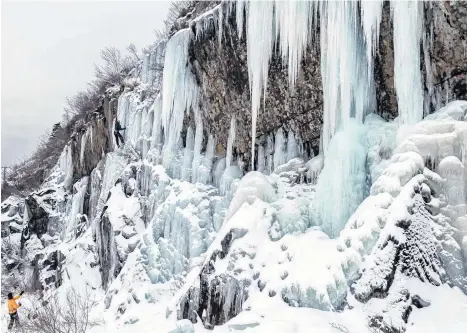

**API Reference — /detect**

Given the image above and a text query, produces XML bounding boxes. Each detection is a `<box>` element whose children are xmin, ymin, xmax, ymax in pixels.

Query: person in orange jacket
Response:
<box><xmin>7</xmin><ymin>290</ymin><xmax>23</xmax><ymax>330</ymax></box>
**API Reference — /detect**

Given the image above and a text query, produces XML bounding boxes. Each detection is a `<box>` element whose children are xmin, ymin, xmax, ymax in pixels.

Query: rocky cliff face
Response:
<box><xmin>426</xmin><ymin>1</ymin><xmax>467</xmax><ymax>111</ymax></box>
<box><xmin>190</xmin><ymin>9</ymin><xmax>323</xmax><ymax>162</ymax></box>
<box><xmin>177</xmin><ymin>1</ymin><xmax>467</xmax><ymax>170</ymax></box>
<box><xmin>71</xmin><ymin>96</ymin><xmax>118</xmax><ymax>182</ymax></box>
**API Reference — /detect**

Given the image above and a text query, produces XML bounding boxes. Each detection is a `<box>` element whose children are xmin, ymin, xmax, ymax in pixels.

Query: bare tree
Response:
<box><xmin>19</xmin><ymin>287</ymin><xmax>103</xmax><ymax>333</ymax></box>
<box><xmin>94</xmin><ymin>46</ymin><xmax>136</xmax><ymax>87</ymax></box>
<box><xmin>127</xmin><ymin>43</ymin><xmax>140</xmax><ymax>62</ymax></box>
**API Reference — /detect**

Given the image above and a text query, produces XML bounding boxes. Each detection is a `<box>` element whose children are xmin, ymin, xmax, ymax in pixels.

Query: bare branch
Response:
<box><xmin>127</xmin><ymin>43</ymin><xmax>140</xmax><ymax>61</ymax></box>
<box><xmin>330</xmin><ymin>322</ymin><xmax>350</xmax><ymax>333</ymax></box>
<box><xmin>19</xmin><ymin>286</ymin><xmax>103</xmax><ymax>333</ymax></box>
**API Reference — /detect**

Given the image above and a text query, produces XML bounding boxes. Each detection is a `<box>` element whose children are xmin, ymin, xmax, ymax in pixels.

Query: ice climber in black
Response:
<box><xmin>114</xmin><ymin>120</ymin><xmax>126</xmax><ymax>147</ymax></box>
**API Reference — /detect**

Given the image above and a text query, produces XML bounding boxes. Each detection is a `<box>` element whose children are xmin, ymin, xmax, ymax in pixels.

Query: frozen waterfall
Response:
<box><xmin>391</xmin><ymin>0</ymin><xmax>424</xmax><ymax>125</ymax></box>
<box><xmin>109</xmin><ymin>0</ymin><xmax>438</xmax><ymax>240</ymax></box>
<box><xmin>312</xmin><ymin>120</ymin><xmax>368</xmax><ymax>238</ymax></box>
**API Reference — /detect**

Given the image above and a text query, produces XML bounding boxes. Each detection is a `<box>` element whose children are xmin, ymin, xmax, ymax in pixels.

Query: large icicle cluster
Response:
<box><xmin>161</xmin><ymin>29</ymin><xmax>200</xmax><ymax>174</ymax></box>
<box><xmin>391</xmin><ymin>0</ymin><xmax>424</xmax><ymax>125</ymax></box>
<box><xmin>360</xmin><ymin>0</ymin><xmax>384</xmax><ymax>80</ymax></box>
<box><xmin>321</xmin><ymin>1</ymin><xmax>376</xmax><ymax>153</ymax></box>
<box><xmin>228</xmin><ymin>0</ymin><xmax>426</xmax><ymax>166</ymax></box>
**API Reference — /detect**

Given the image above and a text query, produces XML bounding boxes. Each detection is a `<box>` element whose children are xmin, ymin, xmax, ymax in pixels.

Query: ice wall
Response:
<box><xmin>312</xmin><ymin>121</ymin><xmax>368</xmax><ymax>238</ymax></box>
<box><xmin>59</xmin><ymin>145</ymin><xmax>73</xmax><ymax>189</ymax></box>
<box><xmin>63</xmin><ymin>177</ymin><xmax>89</xmax><ymax>241</ymax></box>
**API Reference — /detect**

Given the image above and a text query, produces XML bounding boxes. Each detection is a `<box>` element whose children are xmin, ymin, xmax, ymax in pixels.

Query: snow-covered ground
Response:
<box><xmin>2</xmin><ymin>100</ymin><xmax>467</xmax><ymax>333</ymax></box>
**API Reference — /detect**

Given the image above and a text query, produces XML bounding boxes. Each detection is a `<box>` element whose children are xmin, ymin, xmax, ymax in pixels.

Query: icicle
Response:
<box><xmin>226</xmin><ymin>116</ymin><xmax>237</xmax><ymax>167</ymax></box>
<box><xmin>257</xmin><ymin>143</ymin><xmax>266</xmax><ymax>174</ymax></box>
<box><xmin>360</xmin><ymin>0</ymin><xmax>384</xmax><ymax>80</ymax></box>
<box><xmin>320</xmin><ymin>0</ymin><xmax>374</xmax><ymax>153</ymax></box>
<box><xmin>391</xmin><ymin>0</ymin><xmax>424</xmax><ymax>124</ymax></box>
<box><xmin>80</xmin><ymin>129</ymin><xmax>88</xmax><ymax>167</ymax></box>
<box><xmin>213</xmin><ymin>158</ymin><xmax>226</xmax><ymax>188</ymax></box>
<box><xmin>245</xmin><ymin>1</ymin><xmax>275</xmax><ymax>170</ymax></box>
<box><xmin>191</xmin><ymin>117</ymin><xmax>203</xmax><ymax>183</ymax></box>
<box><xmin>220</xmin><ymin>165</ymin><xmax>243</xmax><ymax>196</ymax></box>
<box><xmin>286</xmin><ymin>130</ymin><xmax>299</xmax><ymax>161</ymax></box>
<box><xmin>266</xmin><ymin>134</ymin><xmax>274</xmax><ymax>175</ymax></box>
<box><xmin>198</xmin><ymin>134</ymin><xmax>216</xmax><ymax>185</ymax></box>
<box><xmin>132</xmin><ymin>109</ymin><xmax>142</xmax><ymax>147</ymax></box>
<box><xmin>181</xmin><ymin>127</ymin><xmax>195</xmax><ymax>181</ymax></box>
<box><xmin>274</xmin><ymin>1</ymin><xmax>315</xmax><ymax>88</ymax></box>
<box><xmin>96</xmin><ymin>152</ymin><xmax>130</xmax><ymax>216</ymax></box>
<box><xmin>305</xmin><ymin>154</ymin><xmax>324</xmax><ymax>184</ymax></box>
<box><xmin>141</xmin><ymin>106</ymin><xmax>152</xmax><ymax>139</ymax></box>
<box><xmin>236</xmin><ymin>0</ymin><xmax>245</xmax><ymax>40</ymax></box>
<box><xmin>88</xmin><ymin>166</ymin><xmax>102</xmax><ymax>222</ymax></box>
<box><xmin>273</xmin><ymin>128</ymin><xmax>287</xmax><ymax>170</ymax></box>
<box><xmin>125</xmin><ymin>100</ymin><xmax>138</xmax><ymax>144</ymax></box>
<box><xmin>162</xmin><ymin>29</ymin><xmax>200</xmax><ymax>171</ymax></box>
<box><xmin>59</xmin><ymin>145</ymin><xmax>73</xmax><ymax>189</ymax></box>
<box><xmin>117</xmin><ymin>94</ymin><xmax>131</xmax><ymax>135</ymax></box>
<box><xmin>151</xmin><ymin>95</ymin><xmax>163</xmax><ymax>150</ymax></box>
<box><xmin>218</xmin><ymin>1</ymin><xmax>224</xmax><ymax>49</ymax></box>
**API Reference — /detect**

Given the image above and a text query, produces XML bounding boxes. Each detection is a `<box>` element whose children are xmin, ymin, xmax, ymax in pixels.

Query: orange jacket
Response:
<box><xmin>8</xmin><ymin>295</ymin><xmax>21</xmax><ymax>314</ymax></box>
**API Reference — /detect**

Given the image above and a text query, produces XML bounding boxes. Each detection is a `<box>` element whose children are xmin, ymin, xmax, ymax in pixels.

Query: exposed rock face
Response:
<box><xmin>179</xmin><ymin>229</ymin><xmax>248</xmax><ymax>327</ymax></box>
<box><xmin>71</xmin><ymin>97</ymin><xmax>118</xmax><ymax>182</ymax></box>
<box><xmin>183</xmin><ymin>1</ymin><xmax>467</xmax><ymax>170</ymax></box>
<box><xmin>374</xmin><ymin>1</ymin><xmax>398</xmax><ymax>120</ymax></box>
<box><xmin>411</xmin><ymin>294</ymin><xmax>431</xmax><ymax>309</ymax></box>
<box><xmin>97</xmin><ymin>211</ymin><xmax>121</xmax><ymax>290</ymax></box>
<box><xmin>426</xmin><ymin>1</ymin><xmax>467</xmax><ymax>112</ymax></box>
<box><xmin>190</xmin><ymin>11</ymin><xmax>323</xmax><ymax>165</ymax></box>
<box><xmin>21</xmin><ymin>195</ymin><xmax>50</xmax><ymax>249</ymax></box>
<box><xmin>1</xmin><ymin>197</ymin><xmax>24</xmax><ymax>237</ymax></box>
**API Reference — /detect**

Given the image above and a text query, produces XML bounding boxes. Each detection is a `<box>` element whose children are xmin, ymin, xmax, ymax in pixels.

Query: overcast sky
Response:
<box><xmin>1</xmin><ymin>0</ymin><xmax>170</xmax><ymax>166</ymax></box>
